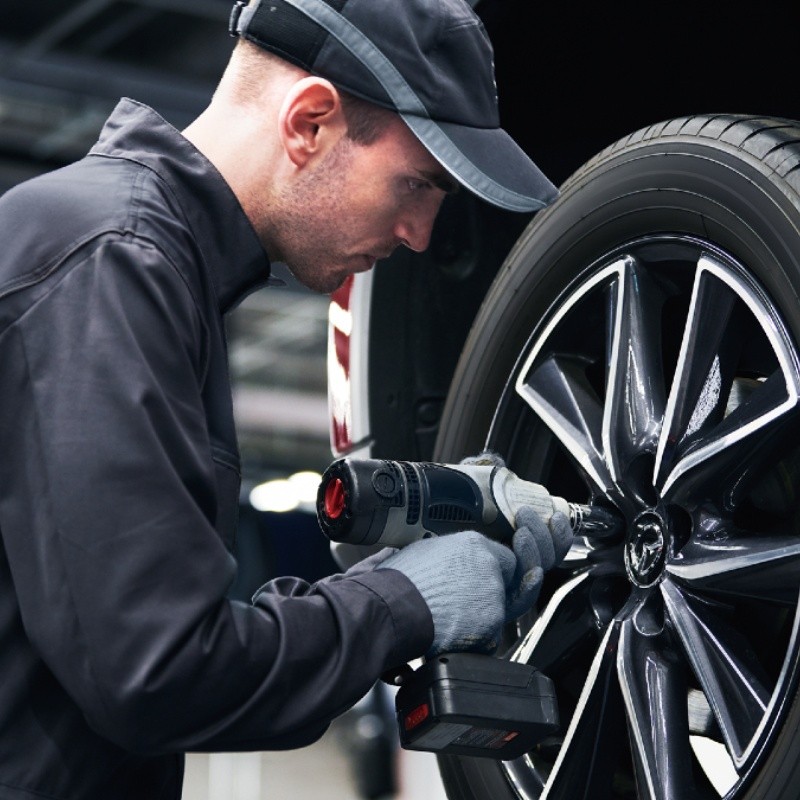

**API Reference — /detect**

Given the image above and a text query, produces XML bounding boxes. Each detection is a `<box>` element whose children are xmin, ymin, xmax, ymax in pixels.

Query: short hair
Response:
<box><xmin>338</xmin><ymin>90</ymin><xmax>393</xmax><ymax>145</ymax></box>
<box><xmin>225</xmin><ymin>40</ymin><xmax>392</xmax><ymax>145</ymax></box>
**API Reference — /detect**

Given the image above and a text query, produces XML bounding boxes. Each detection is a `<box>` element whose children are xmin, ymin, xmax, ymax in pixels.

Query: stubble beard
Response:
<box><xmin>267</xmin><ymin>138</ymin><xmax>360</xmax><ymax>294</ymax></box>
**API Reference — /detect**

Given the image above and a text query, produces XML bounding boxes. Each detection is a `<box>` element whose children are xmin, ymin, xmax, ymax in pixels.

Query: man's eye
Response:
<box><xmin>406</xmin><ymin>178</ymin><xmax>431</xmax><ymax>192</ymax></box>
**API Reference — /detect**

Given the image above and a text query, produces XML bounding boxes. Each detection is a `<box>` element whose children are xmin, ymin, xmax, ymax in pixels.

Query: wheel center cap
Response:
<box><xmin>625</xmin><ymin>511</ymin><xmax>668</xmax><ymax>587</ymax></box>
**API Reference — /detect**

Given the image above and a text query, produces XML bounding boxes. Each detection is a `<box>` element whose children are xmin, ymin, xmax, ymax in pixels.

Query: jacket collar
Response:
<box><xmin>90</xmin><ymin>98</ymin><xmax>274</xmax><ymax>314</ymax></box>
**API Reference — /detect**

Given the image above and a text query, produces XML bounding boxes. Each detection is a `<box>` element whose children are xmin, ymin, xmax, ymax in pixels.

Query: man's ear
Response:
<box><xmin>278</xmin><ymin>77</ymin><xmax>347</xmax><ymax>168</ymax></box>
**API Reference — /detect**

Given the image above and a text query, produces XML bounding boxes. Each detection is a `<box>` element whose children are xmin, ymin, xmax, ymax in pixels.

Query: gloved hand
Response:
<box><xmin>372</xmin><ymin>493</ymin><xmax>573</xmax><ymax>658</ymax></box>
<box><xmin>458</xmin><ymin>450</ymin><xmax>574</xmax><ymax>618</ymax></box>
<box><xmin>377</xmin><ymin>530</ymin><xmax>516</xmax><ymax>658</ymax></box>
<box><xmin>505</xmin><ymin>507</ymin><xmax>572</xmax><ymax>620</ymax></box>
<box><xmin>331</xmin><ymin>540</ymin><xmax>386</xmax><ymax>571</ymax></box>
<box><xmin>341</xmin><ymin>546</ymin><xmax>397</xmax><ymax>578</ymax></box>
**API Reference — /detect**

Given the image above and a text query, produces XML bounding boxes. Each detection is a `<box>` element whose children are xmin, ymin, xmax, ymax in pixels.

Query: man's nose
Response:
<box><xmin>394</xmin><ymin>204</ymin><xmax>440</xmax><ymax>253</ymax></box>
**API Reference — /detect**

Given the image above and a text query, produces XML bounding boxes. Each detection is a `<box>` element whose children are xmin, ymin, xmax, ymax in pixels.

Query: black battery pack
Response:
<box><xmin>394</xmin><ymin>653</ymin><xmax>559</xmax><ymax>760</ymax></box>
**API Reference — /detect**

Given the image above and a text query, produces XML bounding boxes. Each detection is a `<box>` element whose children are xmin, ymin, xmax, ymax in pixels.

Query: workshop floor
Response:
<box><xmin>182</xmin><ymin>716</ymin><xmax>448</xmax><ymax>800</ymax></box>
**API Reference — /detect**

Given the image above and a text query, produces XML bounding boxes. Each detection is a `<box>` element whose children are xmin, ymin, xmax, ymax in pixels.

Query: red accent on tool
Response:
<box><xmin>324</xmin><ymin>478</ymin><xmax>345</xmax><ymax>519</ymax></box>
<box><xmin>404</xmin><ymin>703</ymin><xmax>430</xmax><ymax>731</ymax></box>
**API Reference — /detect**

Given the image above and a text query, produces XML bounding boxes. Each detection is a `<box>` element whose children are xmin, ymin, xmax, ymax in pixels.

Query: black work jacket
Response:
<box><xmin>0</xmin><ymin>99</ymin><xmax>432</xmax><ymax>800</ymax></box>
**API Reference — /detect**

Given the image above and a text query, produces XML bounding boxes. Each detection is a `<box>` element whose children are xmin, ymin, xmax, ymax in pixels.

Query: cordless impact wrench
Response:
<box><xmin>316</xmin><ymin>457</ymin><xmax>623</xmax><ymax>548</ymax></box>
<box><xmin>316</xmin><ymin>457</ymin><xmax>624</xmax><ymax>760</ymax></box>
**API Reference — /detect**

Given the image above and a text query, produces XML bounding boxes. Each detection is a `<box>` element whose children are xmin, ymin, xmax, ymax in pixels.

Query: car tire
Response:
<box><xmin>433</xmin><ymin>115</ymin><xmax>800</xmax><ymax>799</ymax></box>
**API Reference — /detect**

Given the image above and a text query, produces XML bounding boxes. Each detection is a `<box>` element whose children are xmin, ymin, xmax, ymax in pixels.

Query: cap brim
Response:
<box><xmin>401</xmin><ymin>113</ymin><xmax>559</xmax><ymax>213</ymax></box>
<box><xmin>239</xmin><ymin>0</ymin><xmax>557</xmax><ymax>212</ymax></box>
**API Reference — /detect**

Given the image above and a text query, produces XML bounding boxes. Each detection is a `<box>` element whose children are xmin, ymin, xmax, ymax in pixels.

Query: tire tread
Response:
<box><xmin>562</xmin><ymin>113</ymin><xmax>800</xmax><ymax>201</ymax></box>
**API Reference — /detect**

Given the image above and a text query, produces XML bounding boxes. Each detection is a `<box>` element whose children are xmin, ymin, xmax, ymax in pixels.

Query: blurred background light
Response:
<box><xmin>249</xmin><ymin>471</ymin><xmax>323</xmax><ymax>513</ymax></box>
<box><xmin>249</xmin><ymin>479</ymin><xmax>298</xmax><ymax>513</ymax></box>
<box><xmin>288</xmin><ymin>470</ymin><xmax>323</xmax><ymax>507</ymax></box>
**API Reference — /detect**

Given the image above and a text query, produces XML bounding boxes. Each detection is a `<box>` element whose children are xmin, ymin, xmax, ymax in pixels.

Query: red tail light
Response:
<box><xmin>328</xmin><ymin>275</ymin><xmax>354</xmax><ymax>455</ymax></box>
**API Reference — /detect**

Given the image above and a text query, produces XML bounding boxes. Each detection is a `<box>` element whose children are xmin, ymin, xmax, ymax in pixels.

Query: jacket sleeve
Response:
<box><xmin>0</xmin><ymin>236</ymin><xmax>433</xmax><ymax>755</ymax></box>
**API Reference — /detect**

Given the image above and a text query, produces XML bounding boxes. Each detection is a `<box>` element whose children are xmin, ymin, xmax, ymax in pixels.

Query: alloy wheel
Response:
<box><xmin>492</xmin><ymin>235</ymin><xmax>800</xmax><ymax>799</ymax></box>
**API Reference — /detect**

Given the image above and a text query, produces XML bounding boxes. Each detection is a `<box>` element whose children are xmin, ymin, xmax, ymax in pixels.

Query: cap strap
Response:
<box><xmin>231</xmin><ymin>0</ymin><xmax>257</xmax><ymax>36</ymax></box>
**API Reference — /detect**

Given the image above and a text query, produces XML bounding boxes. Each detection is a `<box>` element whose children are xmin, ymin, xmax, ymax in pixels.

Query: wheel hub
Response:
<box><xmin>624</xmin><ymin>510</ymin><xmax>668</xmax><ymax>587</ymax></box>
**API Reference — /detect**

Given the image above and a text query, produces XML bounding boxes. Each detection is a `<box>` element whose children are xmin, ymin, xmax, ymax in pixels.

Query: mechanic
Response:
<box><xmin>0</xmin><ymin>1</ymin><xmax>565</xmax><ymax>798</ymax></box>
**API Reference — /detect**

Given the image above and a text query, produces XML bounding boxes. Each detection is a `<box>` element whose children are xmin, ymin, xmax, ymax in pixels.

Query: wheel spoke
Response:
<box><xmin>602</xmin><ymin>258</ymin><xmax>666</xmax><ymax>490</ymax></box>
<box><xmin>666</xmin><ymin>535</ymin><xmax>800</xmax><ymax>604</ymax></box>
<box><xmin>655</xmin><ymin>255</ymin><xmax>800</xmax><ymax>498</ymax></box>
<box><xmin>618</xmin><ymin>610</ymin><xmax>703</xmax><ymax>799</ymax></box>
<box><xmin>512</xmin><ymin>573</ymin><xmax>600</xmax><ymax>672</ymax></box>
<box><xmin>515</xmin><ymin>261</ymin><xmax>628</xmax><ymax>495</ymax></box>
<box><xmin>518</xmin><ymin>354</ymin><xmax>611</xmax><ymax>494</ymax></box>
<box><xmin>661</xmin><ymin>579</ymin><xmax>770</xmax><ymax>764</ymax></box>
<box><xmin>654</xmin><ymin>257</ymin><xmax>741</xmax><ymax>493</ymax></box>
<box><xmin>540</xmin><ymin>622</ymin><xmax>626</xmax><ymax>800</ymax></box>
<box><xmin>660</xmin><ymin>373</ymin><xmax>800</xmax><ymax>508</ymax></box>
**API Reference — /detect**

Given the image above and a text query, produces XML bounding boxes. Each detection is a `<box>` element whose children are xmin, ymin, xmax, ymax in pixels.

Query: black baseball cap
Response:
<box><xmin>229</xmin><ymin>0</ymin><xmax>558</xmax><ymax>213</ymax></box>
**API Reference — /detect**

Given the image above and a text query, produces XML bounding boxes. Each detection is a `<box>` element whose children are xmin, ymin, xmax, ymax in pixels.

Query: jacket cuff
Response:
<box><xmin>348</xmin><ymin>568</ymin><xmax>434</xmax><ymax>667</ymax></box>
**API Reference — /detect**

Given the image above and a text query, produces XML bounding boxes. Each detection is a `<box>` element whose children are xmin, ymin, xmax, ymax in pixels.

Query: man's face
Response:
<box><xmin>264</xmin><ymin>115</ymin><xmax>454</xmax><ymax>293</ymax></box>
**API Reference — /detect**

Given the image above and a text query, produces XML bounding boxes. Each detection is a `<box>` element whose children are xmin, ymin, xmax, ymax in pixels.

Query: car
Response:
<box><xmin>325</xmin><ymin>2</ymin><xmax>800</xmax><ymax>799</ymax></box>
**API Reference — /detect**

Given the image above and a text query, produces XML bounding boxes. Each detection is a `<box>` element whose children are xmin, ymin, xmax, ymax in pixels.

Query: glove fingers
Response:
<box><xmin>549</xmin><ymin>511</ymin><xmax>573</xmax><ymax>563</ymax></box>
<box><xmin>515</xmin><ymin>505</ymin><xmax>550</xmax><ymax>539</ymax></box>
<box><xmin>511</xmin><ymin>526</ymin><xmax>540</xmax><ymax>578</ymax></box>
<box><xmin>515</xmin><ymin>507</ymin><xmax>556</xmax><ymax>571</ymax></box>
<box><xmin>501</xmin><ymin>506</ymin><xmax>575</xmax><ymax>623</ymax></box>
<box><xmin>506</xmin><ymin>566</ymin><xmax>544</xmax><ymax>621</ymax></box>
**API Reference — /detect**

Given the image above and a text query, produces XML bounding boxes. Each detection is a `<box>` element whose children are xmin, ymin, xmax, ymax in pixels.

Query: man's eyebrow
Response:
<box><xmin>417</xmin><ymin>169</ymin><xmax>460</xmax><ymax>194</ymax></box>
